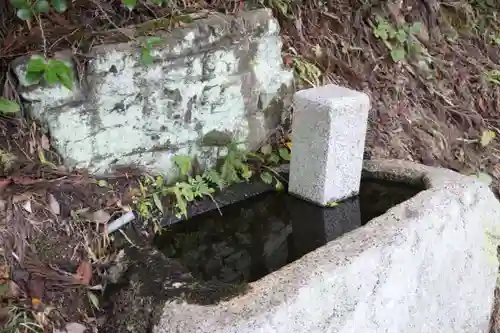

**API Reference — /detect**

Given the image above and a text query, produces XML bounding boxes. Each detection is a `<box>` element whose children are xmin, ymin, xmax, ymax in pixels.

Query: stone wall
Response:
<box><xmin>12</xmin><ymin>9</ymin><xmax>293</xmax><ymax>177</ymax></box>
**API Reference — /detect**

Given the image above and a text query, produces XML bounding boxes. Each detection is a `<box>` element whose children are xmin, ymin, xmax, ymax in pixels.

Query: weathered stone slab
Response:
<box><xmin>153</xmin><ymin>160</ymin><xmax>499</xmax><ymax>333</ymax></box>
<box><xmin>12</xmin><ymin>9</ymin><xmax>293</xmax><ymax>177</ymax></box>
<box><xmin>289</xmin><ymin>84</ymin><xmax>370</xmax><ymax>206</ymax></box>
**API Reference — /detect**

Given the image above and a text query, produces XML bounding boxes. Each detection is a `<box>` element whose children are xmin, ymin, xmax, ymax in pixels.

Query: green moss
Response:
<box><xmin>201</xmin><ymin>130</ymin><xmax>233</xmax><ymax>147</ymax></box>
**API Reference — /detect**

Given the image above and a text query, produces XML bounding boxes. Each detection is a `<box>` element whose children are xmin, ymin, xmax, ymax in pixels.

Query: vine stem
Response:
<box><xmin>34</xmin><ymin>13</ymin><xmax>47</xmax><ymax>57</ymax></box>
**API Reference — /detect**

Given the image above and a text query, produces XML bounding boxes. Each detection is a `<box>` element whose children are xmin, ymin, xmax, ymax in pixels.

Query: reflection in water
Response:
<box><xmin>155</xmin><ymin>180</ymin><xmax>422</xmax><ymax>284</ymax></box>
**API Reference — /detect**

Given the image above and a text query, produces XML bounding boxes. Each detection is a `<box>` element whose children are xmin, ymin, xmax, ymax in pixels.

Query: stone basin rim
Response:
<box><xmin>153</xmin><ymin>159</ymin><xmax>493</xmax><ymax>332</ymax></box>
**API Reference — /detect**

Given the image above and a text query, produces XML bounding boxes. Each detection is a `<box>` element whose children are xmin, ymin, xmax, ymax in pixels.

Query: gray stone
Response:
<box><xmin>153</xmin><ymin>160</ymin><xmax>500</xmax><ymax>333</ymax></box>
<box><xmin>11</xmin><ymin>9</ymin><xmax>293</xmax><ymax>178</ymax></box>
<box><xmin>288</xmin><ymin>84</ymin><xmax>370</xmax><ymax>206</ymax></box>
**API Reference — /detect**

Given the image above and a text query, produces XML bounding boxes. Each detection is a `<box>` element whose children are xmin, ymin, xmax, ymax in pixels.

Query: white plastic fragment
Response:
<box><xmin>106</xmin><ymin>211</ymin><xmax>136</xmax><ymax>234</ymax></box>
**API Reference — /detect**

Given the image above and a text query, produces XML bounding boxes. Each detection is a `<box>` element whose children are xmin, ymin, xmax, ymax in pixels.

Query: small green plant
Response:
<box><xmin>10</xmin><ymin>0</ymin><xmax>68</xmax><ymax>20</ymax></box>
<box><xmin>248</xmin><ymin>143</ymin><xmax>291</xmax><ymax>191</ymax></box>
<box><xmin>260</xmin><ymin>0</ymin><xmax>293</xmax><ymax>17</ymax></box>
<box><xmin>25</xmin><ymin>55</ymin><xmax>73</xmax><ymax>90</ymax></box>
<box><xmin>141</xmin><ymin>37</ymin><xmax>163</xmax><ymax>66</ymax></box>
<box><xmin>373</xmin><ymin>15</ymin><xmax>422</xmax><ymax>62</ymax></box>
<box><xmin>123</xmin><ymin>0</ymin><xmax>172</xmax><ymax>11</ymax></box>
<box><xmin>485</xmin><ymin>70</ymin><xmax>500</xmax><ymax>85</ymax></box>
<box><xmin>0</xmin><ymin>149</ymin><xmax>17</xmax><ymax>173</ymax></box>
<box><xmin>326</xmin><ymin>200</ymin><xmax>339</xmax><ymax>207</ymax></box>
<box><xmin>219</xmin><ymin>142</ymin><xmax>253</xmax><ymax>184</ymax></box>
<box><xmin>490</xmin><ymin>33</ymin><xmax>500</xmax><ymax>45</ymax></box>
<box><xmin>11</xmin><ymin>0</ymin><xmax>172</xmax><ymax>18</ymax></box>
<box><xmin>283</xmin><ymin>49</ymin><xmax>322</xmax><ymax>88</ymax></box>
<box><xmin>133</xmin><ymin>141</ymin><xmax>292</xmax><ymax>231</ymax></box>
<box><xmin>0</xmin><ymin>98</ymin><xmax>20</xmax><ymax>115</ymax></box>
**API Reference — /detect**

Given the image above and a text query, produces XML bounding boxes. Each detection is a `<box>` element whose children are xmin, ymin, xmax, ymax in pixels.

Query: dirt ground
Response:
<box><xmin>1</xmin><ymin>0</ymin><xmax>500</xmax><ymax>331</ymax></box>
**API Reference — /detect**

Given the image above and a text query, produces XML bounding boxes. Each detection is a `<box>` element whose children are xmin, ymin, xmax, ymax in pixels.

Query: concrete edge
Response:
<box><xmin>362</xmin><ymin>158</ymin><xmax>475</xmax><ymax>187</ymax></box>
<box><xmin>154</xmin><ymin>159</ymin><xmax>496</xmax><ymax>331</ymax></box>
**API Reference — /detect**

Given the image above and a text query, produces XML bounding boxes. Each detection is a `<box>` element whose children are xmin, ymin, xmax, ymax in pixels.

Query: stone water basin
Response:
<box><xmin>104</xmin><ymin>160</ymin><xmax>500</xmax><ymax>333</ymax></box>
<box><xmin>154</xmin><ymin>177</ymin><xmax>422</xmax><ymax>285</ymax></box>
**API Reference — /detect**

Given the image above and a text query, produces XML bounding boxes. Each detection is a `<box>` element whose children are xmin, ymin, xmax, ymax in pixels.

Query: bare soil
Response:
<box><xmin>1</xmin><ymin>0</ymin><xmax>500</xmax><ymax>331</ymax></box>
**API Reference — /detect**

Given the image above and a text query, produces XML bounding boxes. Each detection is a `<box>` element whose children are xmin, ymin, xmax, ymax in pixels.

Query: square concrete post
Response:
<box><xmin>289</xmin><ymin>84</ymin><xmax>370</xmax><ymax>206</ymax></box>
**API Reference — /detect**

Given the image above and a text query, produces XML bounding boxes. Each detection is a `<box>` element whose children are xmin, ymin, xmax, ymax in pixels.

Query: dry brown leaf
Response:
<box><xmin>481</xmin><ymin>130</ymin><xmax>496</xmax><ymax>147</ymax></box>
<box><xmin>40</xmin><ymin>135</ymin><xmax>50</xmax><ymax>150</ymax></box>
<box><xmin>12</xmin><ymin>191</ymin><xmax>33</xmax><ymax>203</ymax></box>
<box><xmin>48</xmin><ymin>193</ymin><xmax>60</xmax><ymax>215</ymax></box>
<box><xmin>74</xmin><ymin>261</ymin><xmax>92</xmax><ymax>285</ymax></box>
<box><xmin>105</xmin><ymin>196</ymin><xmax>119</xmax><ymax>207</ymax></box>
<box><xmin>21</xmin><ymin>200</ymin><xmax>32</xmax><ymax>213</ymax></box>
<box><xmin>0</xmin><ymin>179</ymin><xmax>10</xmax><ymax>195</ymax></box>
<box><xmin>27</xmin><ymin>277</ymin><xmax>45</xmax><ymax>300</ymax></box>
<box><xmin>0</xmin><ymin>264</ymin><xmax>8</xmax><ymax>280</ymax></box>
<box><xmin>90</xmin><ymin>209</ymin><xmax>111</xmax><ymax>224</ymax></box>
<box><xmin>0</xmin><ymin>265</ymin><xmax>8</xmax><ymax>297</ymax></box>
<box><xmin>8</xmin><ymin>281</ymin><xmax>21</xmax><ymax>298</ymax></box>
<box><xmin>54</xmin><ymin>322</ymin><xmax>87</xmax><ymax>333</ymax></box>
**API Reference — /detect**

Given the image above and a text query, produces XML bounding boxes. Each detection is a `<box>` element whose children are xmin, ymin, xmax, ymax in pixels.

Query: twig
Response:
<box><xmin>90</xmin><ymin>0</ymin><xmax>134</xmax><ymax>41</ymax></box>
<box><xmin>34</xmin><ymin>14</ymin><xmax>47</xmax><ymax>57</ymax></box>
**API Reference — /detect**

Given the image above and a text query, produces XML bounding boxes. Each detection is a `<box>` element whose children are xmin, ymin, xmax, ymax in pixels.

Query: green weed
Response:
<box><xmin>133</xmin><ymin>141</ymin><xmax>292</xmax><ymax>231</ymax></box>
<box><xmin>485</xmin><ymin>70</ymin><xmax>500</xmax><ymax>85</ymax></box>
<box><xmin>140</xmin><ymin>37</ymin><xmax>163</xmax><ymax>66</ymax></box>
<box><xmin>284</xmin><ymin>48</ymin><xmax>322</xmax><ymax>89</ymax></box>
<box><xmin>25</xmin><ymin>55</ymin><xmax>73</xmax><ymax>90</ymax></box>
<box><xmin>0</xmin><ymin>99</ymin><xmax>20</xmax><ymax>115</ymax></box>
<box><xmin>373</xmin><ymin>15</ymin><xmax>423</xmax><ymax>62</ymax></box>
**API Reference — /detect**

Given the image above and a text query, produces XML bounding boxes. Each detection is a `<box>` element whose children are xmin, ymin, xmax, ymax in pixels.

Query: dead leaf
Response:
<box><xmin>0</xmin><ymin>266</ymin><xmax>8</xmax><ymax>296</ymax></box>
<box><xmin>74</xmin><ymin>261</ymin><xmax>92</xmax><ymax>285</ymax></box>
<box><xmin>22</xmin><ymin>200</ymin><xmax>32</xmax><ymax>213</ymax></box>
<box><xmin>33</xmin><ymin>310</ymin><xmax>50</xmax><ymax>328</ymax></box>
<box><xmin>12</xmin><ymin>192</ymin><xmax>34</xmax><ymax>203</ymax></box>
<box><xmin>0</xmin><ymin>264</ymin><xmax>8</xmax><ymax>280</ymax></box>
<box><xmin>312</xmin><ymin>44</ymin><xmax>323</xmax><ymax>58</ymax></box>
<box><xmin>105</xmin><ymin>196</ymin><xmax>119</xmax><ymax>207</ymax></box>
<box><xmin>153</xmin><ymin>193</ymin><xmax>164</xmax><ymax>214</ymax></box>
<box><xmin>96</xmin><ymin>179</ymin><xmax>108</xmax><ymax>187</ymax></box>
<box><xmin>27</xmin><ymin>277</ymin><xmax>45</xmax><ymax>300</ymax></box>
<box><xmin>48</xmin><ymin>193</ymin><xmax>60</xmax><ymax>215</ymax></box>
<box><xmin>87</xmin><ymin>291</ymin><xmax>100</xmax><ymax>310</ymax></box>
<box><xmin>118</xmin><ymin>203</ymin><xmax>132</xmax><ymax>212</ymax></box>
<box><xmin>8</xmin><ymin>281</ymin><xmax>21</xmax><ymax>298</ymax></box>
<box><xmin>40</xmin><ymin>135</ymin><xmax>50</xmax><ymax>150</ymax></box>
<box><xmin>88</xmin><ymin>284</ymin><xmax>103</xmax><ymax>291</ymax></box>
<box><xmin>0</xmin><ymin>284</ymin><xmax>7</xmax><ymax>297</ymax></box>
<box><xmin>54</xmin><ymin>322</ymin><xmax>87</xmax><ymax>333</ymax></box>
<box><xmin>0</xmin><ymin>178</ymin><xmax>10</xmax><ymax>195</ymax></box>
<box><xmin>90</xmin><ymin>209</ymin><xmax>111</xmax><ymax>224</ymax></box>
<box><xmin>260</xmin><ymin>144</ymin><xmax>273</xmax><ymax>155</ymax></box>
<box><xmin>0</xmin><ymin>306</ymin><xmax>9</xmax><ymax>324</ymax></box>
<box><xmin>481</xmin><ymin>130</ymin><xmax>496</xmax><ymax>147</ymax></box>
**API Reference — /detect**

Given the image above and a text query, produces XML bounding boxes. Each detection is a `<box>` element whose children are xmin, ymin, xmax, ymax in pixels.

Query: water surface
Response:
<box><xmin>155</xmin><ymin>179</ymin><xmax>422</xmax><ymax>284</ymax></box>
